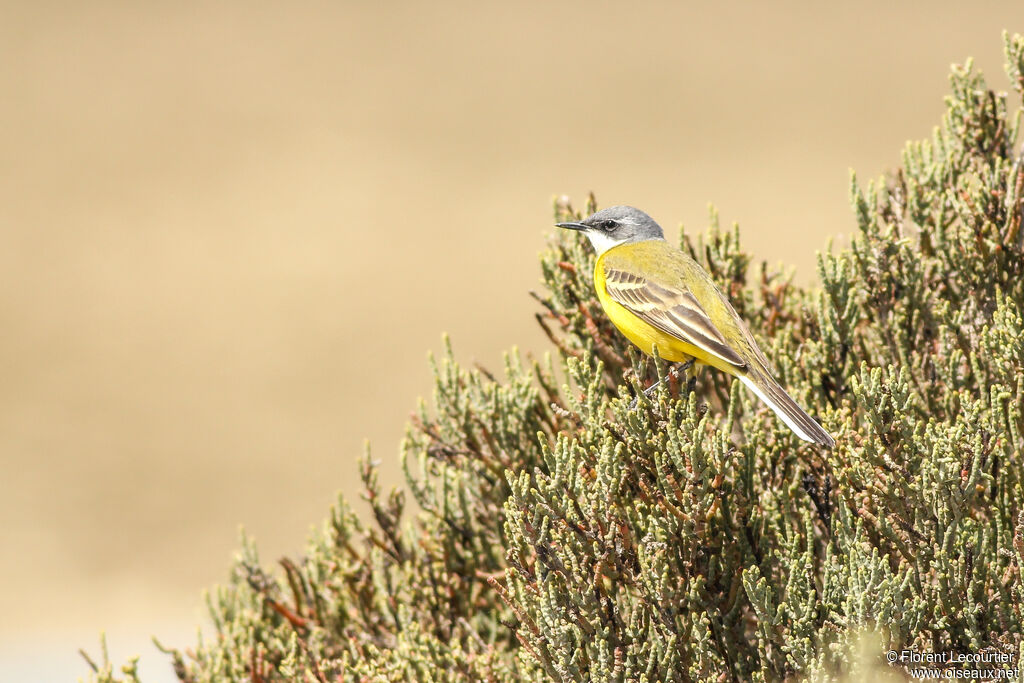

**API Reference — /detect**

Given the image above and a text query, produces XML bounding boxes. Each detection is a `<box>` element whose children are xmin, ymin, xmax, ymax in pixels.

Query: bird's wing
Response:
<box><xmin>603</xmin><ymin>266</ymin><xmax>747</xmax><ymax>369</ymax></box>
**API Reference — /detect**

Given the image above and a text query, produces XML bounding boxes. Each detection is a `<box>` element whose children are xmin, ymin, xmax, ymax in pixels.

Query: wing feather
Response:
<box><xmin>604</xmin><ymin>266</ymin><xmax>746</xmax><ymax>368</ymax></box>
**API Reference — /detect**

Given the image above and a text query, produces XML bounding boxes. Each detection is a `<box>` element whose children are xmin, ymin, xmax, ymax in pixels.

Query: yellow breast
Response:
<box><xmin>594</xmin><ymin>249</ymin><xmax>715</xmax><ymax>366</ymax></box>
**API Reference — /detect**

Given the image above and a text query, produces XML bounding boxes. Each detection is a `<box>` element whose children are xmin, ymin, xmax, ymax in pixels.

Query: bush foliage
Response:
<box><xmin>85</xmin><ymin>34</ymin><xmax>1024</xmax><ymax>682</ymax></box>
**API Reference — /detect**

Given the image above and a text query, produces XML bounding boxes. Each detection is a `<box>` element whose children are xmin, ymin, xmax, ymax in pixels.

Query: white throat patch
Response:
<box><xmin>585</xmin><ymin>231</ymin><xmax>629</xmax><ymax>255</ymax></box>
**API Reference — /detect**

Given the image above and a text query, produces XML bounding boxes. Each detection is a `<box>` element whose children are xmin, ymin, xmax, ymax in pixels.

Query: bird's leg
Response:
<box><xmin>629</xmin><ymin>358</ymin><xmax>696</xmax><ymax>409</ymax></box>
<box><xmin>654</xmin><ymin>358</ymin><xmax>696</xmax><ymax>398</ymax></box>
<box><xmin>682</xmin><ymin>359</ymin><xmax>700</xmax><ymax>394</ymax></box>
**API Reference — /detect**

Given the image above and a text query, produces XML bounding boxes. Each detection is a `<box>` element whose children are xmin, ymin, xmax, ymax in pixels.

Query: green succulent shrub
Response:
<box><xmin>84</xmin><ymin>33</ymin><xmax>1024</xmax><ymax>683</ymax></box>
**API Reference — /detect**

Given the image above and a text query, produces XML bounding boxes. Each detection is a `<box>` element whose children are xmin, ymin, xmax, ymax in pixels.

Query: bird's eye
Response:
<box><xmin>602</xmin><ymin>220</ymin><xmax>617</xmax><ymax>231</ymax></box>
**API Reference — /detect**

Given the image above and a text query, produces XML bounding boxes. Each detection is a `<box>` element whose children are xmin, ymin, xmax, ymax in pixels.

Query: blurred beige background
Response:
<box><xmin>2</xmin><ymin>1</ymin><xmax>1022</xmax><ymax>680</ymax></box>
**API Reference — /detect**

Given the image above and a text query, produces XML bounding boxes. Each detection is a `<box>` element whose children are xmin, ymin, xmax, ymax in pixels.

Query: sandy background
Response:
<box><xmin>2</xmin><ymin>2</ymin><xmax>1022</xmax><ymax>680</ymax></box>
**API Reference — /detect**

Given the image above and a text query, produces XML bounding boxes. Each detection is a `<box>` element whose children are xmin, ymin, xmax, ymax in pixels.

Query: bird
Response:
<box><xmin>556</xmin><ymin>205</ymin><xmax>834</xmax><ymax>448</ymax></box>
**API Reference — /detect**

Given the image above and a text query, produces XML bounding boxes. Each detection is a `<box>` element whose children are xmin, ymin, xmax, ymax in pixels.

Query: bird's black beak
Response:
<box><xmin>555</xmin><ymin>221</ymin><xmax>588</xmax><ymax>232</ymax></box>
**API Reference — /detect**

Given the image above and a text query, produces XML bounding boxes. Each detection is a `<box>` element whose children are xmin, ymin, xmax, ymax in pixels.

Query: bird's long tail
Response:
<box><xmin>738</xmin><ymin>371</ymin><xmax>834</xmax><ymax>448</ymax></box>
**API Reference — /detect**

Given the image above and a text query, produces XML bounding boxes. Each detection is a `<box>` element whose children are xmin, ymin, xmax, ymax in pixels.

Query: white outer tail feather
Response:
<box><xmin>738</xmin><ymin>375</ymin><xmax>832</xmax><ymax>447</ymax></box>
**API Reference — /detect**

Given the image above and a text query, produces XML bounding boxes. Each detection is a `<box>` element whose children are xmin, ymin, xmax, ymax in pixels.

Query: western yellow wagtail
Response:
<box><xmin>557</xmin><ymin>205</ymin><xmax>834</xmax><ymax>448</ymax></box>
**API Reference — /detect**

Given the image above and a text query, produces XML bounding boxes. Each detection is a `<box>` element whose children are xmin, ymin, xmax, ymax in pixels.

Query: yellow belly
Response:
<box><xmin>593</xmin><ymin>257</ymin><xmax>733</xmax><ymax>373</ymax></box>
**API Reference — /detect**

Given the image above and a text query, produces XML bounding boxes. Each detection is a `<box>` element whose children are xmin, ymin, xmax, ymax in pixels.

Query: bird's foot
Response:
<box><xmin>628</xmin><ymin>359</ymin><xmax>695</xmax><ymax>410</ymax></box>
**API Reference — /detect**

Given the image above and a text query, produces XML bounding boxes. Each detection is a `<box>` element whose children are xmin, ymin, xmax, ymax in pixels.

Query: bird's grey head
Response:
<box><xmin>556</xmin><ymin>205</ymin><xmax>665</xmax><ymax>255</ymax></box>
